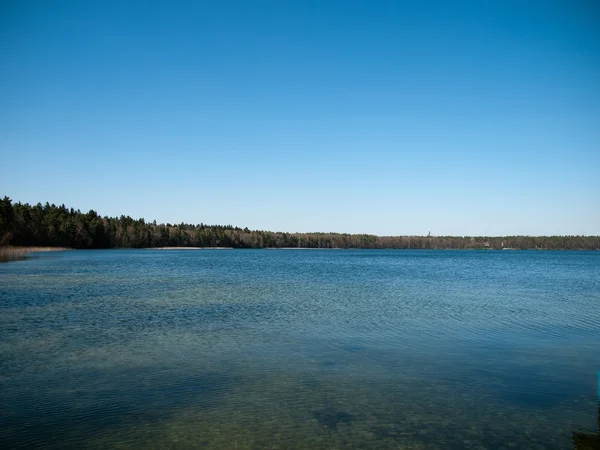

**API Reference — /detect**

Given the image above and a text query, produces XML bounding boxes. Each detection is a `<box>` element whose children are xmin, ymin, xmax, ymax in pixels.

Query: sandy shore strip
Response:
<box><xmin>267</xmin><ymin>247</ymin><xmax>341</xmax><ymax>250</ymax></box>
<box><xmin>154</xmin><ymin>247</ymin><xmax>234</xmax><ymax>250</ymax></box>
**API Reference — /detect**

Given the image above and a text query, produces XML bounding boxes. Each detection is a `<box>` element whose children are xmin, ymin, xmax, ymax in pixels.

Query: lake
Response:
<box><xmin>1</xmin><ymin>249</ymin><xmax>599</xmax><ymax>449</ymax></box>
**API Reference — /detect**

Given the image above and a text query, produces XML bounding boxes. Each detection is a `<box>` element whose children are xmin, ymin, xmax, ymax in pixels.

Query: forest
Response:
<box><xmin>1</xmin><ymin>197</ymin><xmax>598</xmax><ymax>250</ymax></box>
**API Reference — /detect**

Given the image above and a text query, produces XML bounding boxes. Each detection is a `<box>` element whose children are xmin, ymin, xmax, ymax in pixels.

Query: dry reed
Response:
<box><xmin>0</xmin><ymin>246</ymin><xmax>69</xmax><ymax>262</ymax></box>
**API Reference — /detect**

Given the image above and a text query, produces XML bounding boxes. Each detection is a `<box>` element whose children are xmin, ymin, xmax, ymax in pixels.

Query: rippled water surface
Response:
<box><xmin>1</xmin><ymin>249</ymin><xmax>599</xmax><ymax>449</ymax></box>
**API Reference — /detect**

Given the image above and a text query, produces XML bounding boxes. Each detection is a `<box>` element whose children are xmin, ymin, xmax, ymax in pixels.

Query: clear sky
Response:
<box><xmin>1</xmin><ymin>1</ymin><xmax>599</xmax><ymax>236</ymax></box>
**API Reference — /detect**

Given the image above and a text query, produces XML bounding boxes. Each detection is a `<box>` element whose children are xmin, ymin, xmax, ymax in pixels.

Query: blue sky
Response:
<box><xmin>1</xmin><ymin>0</ymin><xmax>599</xmax><ymax>235</ymax></box>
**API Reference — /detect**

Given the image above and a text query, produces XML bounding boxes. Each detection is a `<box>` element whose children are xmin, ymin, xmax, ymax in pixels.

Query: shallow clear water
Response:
<box><xmin>1</xmin><ymin>249</ymin><xmax>599</xmax><ymax>449</ymax></box>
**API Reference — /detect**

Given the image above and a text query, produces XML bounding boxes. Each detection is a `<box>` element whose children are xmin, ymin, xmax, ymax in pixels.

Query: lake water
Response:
<box><xmin>1</xmin><ymin>249</ymin><xmax>599</xmax><ymax>449</ymax></box>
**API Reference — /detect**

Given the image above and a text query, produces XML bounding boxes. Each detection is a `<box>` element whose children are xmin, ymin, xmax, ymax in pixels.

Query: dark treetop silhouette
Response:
<box><xmin>1</xmin><ymin>197</ymin><xmax>598</xmax><ymax>250</ymax></box>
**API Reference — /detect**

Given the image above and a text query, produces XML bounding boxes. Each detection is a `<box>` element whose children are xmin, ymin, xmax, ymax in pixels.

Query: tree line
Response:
<box><xmin>1</xmin><ymin>197</ymin><xmax>598</xmax><ymax>250</ymax></box>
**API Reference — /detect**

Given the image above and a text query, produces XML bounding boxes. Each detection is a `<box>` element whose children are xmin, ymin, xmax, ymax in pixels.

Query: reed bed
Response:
<box><xmin>0</xmin><ymin>246</ymin><xmax>69</xmax><ymax>262</ymax></box>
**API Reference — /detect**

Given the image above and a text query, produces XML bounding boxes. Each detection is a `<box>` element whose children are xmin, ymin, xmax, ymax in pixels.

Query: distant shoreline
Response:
<box><xmin>1</xmin><ymin>247</ymin><xmax>598</xmax><ymax>262</ymax></box>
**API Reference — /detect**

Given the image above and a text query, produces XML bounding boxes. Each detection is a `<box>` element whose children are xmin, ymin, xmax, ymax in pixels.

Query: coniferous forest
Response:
<box><xmin>0</xmin><ymin>197</ymin><xmax>598</xmax><ymax>250</ymax></box>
